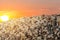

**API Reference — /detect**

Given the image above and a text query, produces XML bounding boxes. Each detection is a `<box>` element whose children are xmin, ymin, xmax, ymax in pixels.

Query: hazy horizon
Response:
<box><xmin>0</xmin><ymin>0</ymin><xmax>60</xmax><ymax>17</ymax></box>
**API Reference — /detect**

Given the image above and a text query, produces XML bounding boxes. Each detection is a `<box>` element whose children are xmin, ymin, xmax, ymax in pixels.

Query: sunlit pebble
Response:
<box><xmin>5</xmin><ymin>38</ymin><xmax>9</xmax><ymax>40</ymax></box>
<box><xmin>48</xmin><ymin>35</ymin><xmax>52</xmax><ymax>38</ymax></box>
<box><xmin>57</xmin><ymin>32</ymin><xmax>60</xmax><ymax>37</ymax></box>
<box><xmin>16</xmin><ymin>33</ymin><xmax>21</xmax><ymax>36</ymax></box>
<box><xmin>56</xmin><ymin>28</ymin><xmax>59</xmax><ymax>31</ymax></box>
<box><xmin>37</xmin><ymin>37</ymin><xmax>41</xmax><ymax>40</ymax></box>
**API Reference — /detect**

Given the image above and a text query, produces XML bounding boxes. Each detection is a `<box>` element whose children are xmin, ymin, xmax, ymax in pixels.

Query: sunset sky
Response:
<box><xmin>0</xmin><ymin>0</ymin><xmax>60</xmax><ymax>18</ymax></box>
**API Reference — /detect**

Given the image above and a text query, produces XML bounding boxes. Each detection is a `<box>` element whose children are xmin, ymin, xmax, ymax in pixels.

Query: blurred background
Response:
<box><xmin>0</xmin><ymin>0</ymin><xmax>60</xmax><ymax>22</ymax></box>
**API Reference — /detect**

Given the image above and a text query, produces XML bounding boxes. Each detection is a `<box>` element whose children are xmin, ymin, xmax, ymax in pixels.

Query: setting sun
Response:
<box><xmin>0</xmin><ymin>15</ymin><xmax>9</xmax><ymax>22</ymax></box>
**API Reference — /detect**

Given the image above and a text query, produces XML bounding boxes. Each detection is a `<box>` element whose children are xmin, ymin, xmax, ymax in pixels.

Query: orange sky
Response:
<box><xmin>0</xmin><ymin>0</ymin><xmax>60</xmax><ymax>18</ymax></box>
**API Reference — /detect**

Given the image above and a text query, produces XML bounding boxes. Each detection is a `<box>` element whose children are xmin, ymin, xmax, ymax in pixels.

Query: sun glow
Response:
<box><xmin>0</xmin><ymin>15</ymin><xmax>9</xmax><ymax>22</ymax></box>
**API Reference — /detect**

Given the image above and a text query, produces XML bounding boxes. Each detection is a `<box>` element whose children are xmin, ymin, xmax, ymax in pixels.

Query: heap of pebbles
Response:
<box><xmin>0</xmin><ymin>15</ymin><xmax>60</xmax><ymax>40</ymax></box>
